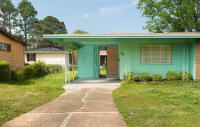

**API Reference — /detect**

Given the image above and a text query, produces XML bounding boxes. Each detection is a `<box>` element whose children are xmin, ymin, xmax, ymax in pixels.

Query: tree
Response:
<box><xmin>33</xmin><ymin>16</ymin><xmax>67</xmax><ymax>48</ymax></box>
<box><xmin>40</xmin><ymin>16</ymin><xmax>67</xmax><ymax>34</ymax></box>
<box><xmin>137</xmin><ymin>0</ymin><xmax>200</xmax><ymax>33</ymax></box>
<box><xmin>18</xmin><ymin>0</ymin><xmax>37</xmax><ymax>43</ymax></box>
<box><xmin>0</xmin><ymin>0</ymin><xmax>18</xmax><ymax>33</ymax></box>
<box><xmin>73</xmin><ymin>29</ymin><xmax>88</xmax><ymax>34</ymax></box>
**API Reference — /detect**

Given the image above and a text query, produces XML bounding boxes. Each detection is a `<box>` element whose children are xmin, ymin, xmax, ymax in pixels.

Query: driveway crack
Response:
<box><xmin>59</xmin><ymin>87</ymin><xmax>96</xmax><ymax>127</ymax></box>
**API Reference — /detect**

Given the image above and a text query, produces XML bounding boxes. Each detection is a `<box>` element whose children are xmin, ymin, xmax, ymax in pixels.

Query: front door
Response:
<box><xmin>107</xmin><ymin>46</ymin><xmax>118</xmax><ymax>78</ymax></box>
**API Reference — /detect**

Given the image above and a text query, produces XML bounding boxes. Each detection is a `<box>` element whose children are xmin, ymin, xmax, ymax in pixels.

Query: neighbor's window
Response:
<box><xmin>27</xmin><ymin>53</ymin><xmax>36</xmax><ymax>61</ymax></box>
<box><xmin>0</xmin><ymin>42</ymin><xmax>11</xmax><ymax>51</ymax></box>
<box><xmin>140</xmin><ymin>45</ymin><xmax>172</xmax><ymax>64</ymax></box>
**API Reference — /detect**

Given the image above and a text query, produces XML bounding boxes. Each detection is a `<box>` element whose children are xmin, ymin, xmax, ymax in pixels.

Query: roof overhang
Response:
<box><xmin>0</xmin><ymin>27</ymin><xmax>27</xmax><ymax>45</ymax></box>
<box><xmin>25</xmin><ymin>51</ymin><xmax>65</xmax><ymax>54</ymax></box>
<box><xmin>43</xmin><ymin>33</ymin><xmax>200</xmax><ymax>39</ymax></box>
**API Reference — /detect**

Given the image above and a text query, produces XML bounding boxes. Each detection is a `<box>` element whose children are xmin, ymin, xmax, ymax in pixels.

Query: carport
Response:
<box><xmin>43</xmin><ymin>34</ymin><xmax>121</xmax><ymax>83</ymax></box>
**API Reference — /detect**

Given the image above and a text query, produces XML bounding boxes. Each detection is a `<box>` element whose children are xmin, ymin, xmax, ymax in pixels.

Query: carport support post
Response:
<box><xmin>64</xmin><ymin>48</ymin><xmax>68</xmax><ymax>83</ymax></box>
<box><xmin>68</xmin><ymin>48</ymin><xmax>70</xmax><ymax>84</ymax></box>
<box><xmin>72</xmin><ymin>51</ymin><xmax>75</xmax><ymax>81</ymax></box>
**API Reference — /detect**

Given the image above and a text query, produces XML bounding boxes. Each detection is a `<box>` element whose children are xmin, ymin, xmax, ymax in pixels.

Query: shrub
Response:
<box><xmin>24</xmin><ymin>62</ymin><xmax>30</xmax><ymax>66</ymax></box>
<box><xmin>23</xmin><ymin>65</ymin><xmax>34</xmax><ymax>79</ymax></box>
<box><xmin>0</xmin><ymin>61</ymin><xmax>9</xmax><ymax>81</ymax></box>
<box><xmin>10</xmin><ymin>62</ymin><xmax>63</xmax><ymax>82</ymax></box>
<box><xmin>10</xmin><ymin>70</ymin><xmax>25</xmax><ymax>82</ymax></box>
<box><xmin>31</xmin><ymin>62</ymin><xmax>46</xmax><ymax>78</ymax></box>
<box><xmin>166</xmin><ymin>71</ymin><xmax>193</xmax><ymax>81</ymax></box>
<box><xmin>179</xmin><ymin>72</ymin><xmax>193</xmax><ymax>80</ymax></box>
<box><xmin>126</xmin><ymin>73</ymin><xmax>140</xmax><ymax>82</ymax></box>
<box><xmin>46</xmin><ymin>64</ymin><xmax>62</xmax><ymax>74</ymax></box>
<box><xmin>140</xmin><ymin>72</ymin><xmax>152</xmax><ymax>81</ymax></box>
<box><xmin>10</xmin><ymin>70</ymin><xmax>18</xmax><ymax>82</ymax></box>
<box><xmin>152</xmin><ymin>74</ymin><xmax>163</xmax><ymax>81</ymax></box>
<box><xmin>166</xmin><ymin>71</ymin><xmax>179</xmax><ymax>81</ymax></box>
<box><xmin>133</xmin><ymin>73</ymin><xmax>140</xmax><ymax>82</ymax></box>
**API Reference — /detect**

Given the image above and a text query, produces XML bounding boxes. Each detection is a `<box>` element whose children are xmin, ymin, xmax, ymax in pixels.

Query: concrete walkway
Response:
<box><xmin>3</xmin><ymin>79</ymin><xmax>126</xmax><ymax>127</ymax></box>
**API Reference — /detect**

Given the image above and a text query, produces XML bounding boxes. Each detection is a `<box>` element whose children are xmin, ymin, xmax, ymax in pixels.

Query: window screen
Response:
<box><xmin>140</xmin><ymin>45</ymin><xmax>172</xmax><ymax>64</ymax></box>
<box><xmin>27</xmin><ymin>53</ymin><xmax>36</xmax><ymax>61</ymax></box>
<box><xmin>0</xmin><ymin>42</ymin><xmax>11</xmax><ymax>51</ymax></box>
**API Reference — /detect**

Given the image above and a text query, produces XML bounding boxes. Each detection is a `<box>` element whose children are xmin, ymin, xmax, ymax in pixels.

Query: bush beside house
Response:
<box><xmin>10</xmin><ymin>62</ymin><xmax>62</xmax><ymax>82</ymax></box>
<box><xmin>0</xmin><ymin>61</ymin><xmax>9</xmax><ymax>81</ymax></box>
<box><xmin>0</xmin><ymin>61</ymin><xmax>63</xmax><ymax>82</ymax></box>
<box><xmin>124</xmin><ymin>71</ymin><xmax>193</xmax><ymax>82</ymax></box>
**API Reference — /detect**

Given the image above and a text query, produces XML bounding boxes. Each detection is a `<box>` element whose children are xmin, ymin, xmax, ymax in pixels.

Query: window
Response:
<box><xmin>0</xmin><ymin>42</ymin><xmax>11</xmax><ymax>51</ymax></box>
<box><xmin>27</xmin><ymin>53</ymin><xmax>36</xmax><ymax>61</ymax></box>
<box><xmin>140</xmin><ymin>45</ymin><xmax>172</xmax><ymax>64</ymax></box>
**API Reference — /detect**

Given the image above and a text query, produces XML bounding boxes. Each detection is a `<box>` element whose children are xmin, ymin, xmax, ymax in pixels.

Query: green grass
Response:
<box><xmin>113</xmin><ymin>81</ymin><xmax>200</xmax><ymax>127</ymax></box>
<box><xmin>0</xmin><ymin>71</ymin><xmax>77</xmax><ymax>126</ymax></box>
<box><xmin>100</xmin><ymin>67</ymin><xmax>106</xmax><ymax>77</ymax></box>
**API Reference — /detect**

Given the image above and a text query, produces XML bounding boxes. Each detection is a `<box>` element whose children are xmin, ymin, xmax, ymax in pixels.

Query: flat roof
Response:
<box><xmin>43</xmin><ymin>32</ymin><xmax>200</xmax><ymax>39</ymax></box>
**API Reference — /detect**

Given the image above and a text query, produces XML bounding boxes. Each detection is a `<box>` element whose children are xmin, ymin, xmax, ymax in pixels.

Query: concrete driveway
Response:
<box><xmin>3</xmin><ymin>79</ymin><xmax>126</xmax><ymax>127</ymax></box>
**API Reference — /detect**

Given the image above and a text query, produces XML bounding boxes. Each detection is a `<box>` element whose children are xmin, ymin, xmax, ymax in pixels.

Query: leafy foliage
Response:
<box><xmin>166</xmin><ymin>71</ymin><xmax>180</xmax><ymax>81</ymax></box>
<box><xmin>152</xmin><ymin>74</ymin><xmax>163</xmax><ymax>81</ymax></box>
<box><xmin>0</xmin><ymin>0</ymin><xmax>18</xmax><ymax>33</ymax></box>
<box><xmin>126</xmin><ymin>73</ymin><xmax>140</xmax><ymax>82</ymax></box>
<box><xmin>32</xmin><ymin>16</ymin><xmax>67</xmax><ymax>49</ymax></box>
<box><xmin>140</xmin><ymin>72</ymin><xmax>152</xmax><ymax>81</ymax></box>
<box><xmin>73</xmin><ymin>29</ymin><xmax>88</xmax><ymax>34</ymax></box>
<box><xmin>137</xmin><ymin>0</ymin><xmax>200</xmax><ymax>32</ymax></box>
<box><xmin>10</xmin><ymin>62</ymin><xmax>63</xmax><ymax>82</ymax></box>
<box><xmin>0</xmin><ymin>61</ymin><xmax>9</xmax><ymax>81</ymax></box>
<box><xmin>18</xmin><ymin>0</ymin><xmax>38</xmax><ymax>43</ymax></box>
<box><xmin>179</xmin><ymin>71</ymin><xmax>193</xmax><ymax>80</ymax></box>
<box><xmin>166</xmin><ymin>71</ymin><xmax>193</xmax><ymax>81</ymax></box>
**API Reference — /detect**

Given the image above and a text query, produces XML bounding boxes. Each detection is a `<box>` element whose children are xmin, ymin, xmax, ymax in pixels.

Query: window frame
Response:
<box><xmin>27</xmin><ymin>53</ymin><xmax>36</xmax><ymax>61</ymax></box>
<box><xmin>140</xmin><ymin>45</ymin><xmax>172</xmax><ymax>65</ymax></box>
<box><xmin>0</xmin><ymin>42</ymin><xmax>11</xmax><ymax>51</ymax></box>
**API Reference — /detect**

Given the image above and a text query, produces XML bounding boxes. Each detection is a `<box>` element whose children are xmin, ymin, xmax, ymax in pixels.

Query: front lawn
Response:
<box><xmin>0</xmin><ymin>71</ymin><xmax>77</xmax><ymax>126</ymax></box>
<box><xmin>113</xmin><ymin>81</ymin><xmax>200</xmax><ymax>127</ymax></box>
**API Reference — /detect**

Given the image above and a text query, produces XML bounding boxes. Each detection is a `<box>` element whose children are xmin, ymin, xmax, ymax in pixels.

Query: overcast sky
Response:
<box><xmin>12</xmin><ymin>0</ymin><xmax>147</xmax><ymax>33</ymax></box>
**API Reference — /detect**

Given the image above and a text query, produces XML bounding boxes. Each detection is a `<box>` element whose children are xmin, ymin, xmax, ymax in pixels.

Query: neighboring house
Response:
<box><xmin>25</xmin><ymin>47</ymin><xmax>73</xmax><ymax>66</ymax></box>
<box><xmin>0</xmin><ymin>28</ymin><xmax>26</xmax><ymax>70</ymax></box>
<box><xmin>44</xmin><ymin>33</ymin><xmax>200</xmax><ymax>80</ymax></box>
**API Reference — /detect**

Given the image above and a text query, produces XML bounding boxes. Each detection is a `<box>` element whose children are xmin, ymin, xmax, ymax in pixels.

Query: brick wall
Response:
<box><xmin>107</xmin><ymin>46</ymin><xmax>118</xmax><ymax>78</ymax></box>
<box><xmin>0</xmin><ymin>32</ymin><xmax>24</xmax><ymax>69</ymax></box>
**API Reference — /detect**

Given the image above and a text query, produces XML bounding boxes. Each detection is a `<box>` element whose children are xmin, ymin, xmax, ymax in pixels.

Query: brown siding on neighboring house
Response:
<box><xmin>196</xmin><ymin>39</ymin><xmax>200</xmax><ymax>80</ymax></box>
<box><xmin>107</xmin><ymin>46</ymin><xmax>118</xmax><ymax>78</ymax></box>
<box><xmin>0</xmin><ymin>32</ymin><xmax>25</xmax><ymax>69</ymax></box>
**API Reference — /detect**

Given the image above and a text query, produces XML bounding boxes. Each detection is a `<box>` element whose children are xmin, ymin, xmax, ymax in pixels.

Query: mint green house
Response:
<box><xmin>44</xmin><ymin>33</ymin><xmax>200</xmax><ymax>80</ymax></box>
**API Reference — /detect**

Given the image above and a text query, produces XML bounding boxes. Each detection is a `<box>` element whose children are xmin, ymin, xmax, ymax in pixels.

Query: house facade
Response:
<box><xmin>43</xmin><ymin>33</ymin><xmax>200</xmax><ymax>80</ymax></box>
<box><xmin>0</xmin><ymin>28</ymin><xmax>26</xmax><ymax>69</ymax></box>
<box><xmin>25</xmin><ymin>48</ymin><xmax>75</xmax><ymax>66</ymax></box>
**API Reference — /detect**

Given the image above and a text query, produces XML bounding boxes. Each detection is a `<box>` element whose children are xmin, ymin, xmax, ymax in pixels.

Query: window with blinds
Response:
<box><xmin>0</xmin><ymin>42</ymin><xmax>11</xmax><ymax>51</ymax></box>
<box><xmin>27</xmin><ymin>53</ymin><xmax>36</xmax><ymax>61</ymax></box>
<box><xmin>140</xmin><ymin>45</ymin><xmax>172</xmax><ymax>64</ymax></box>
